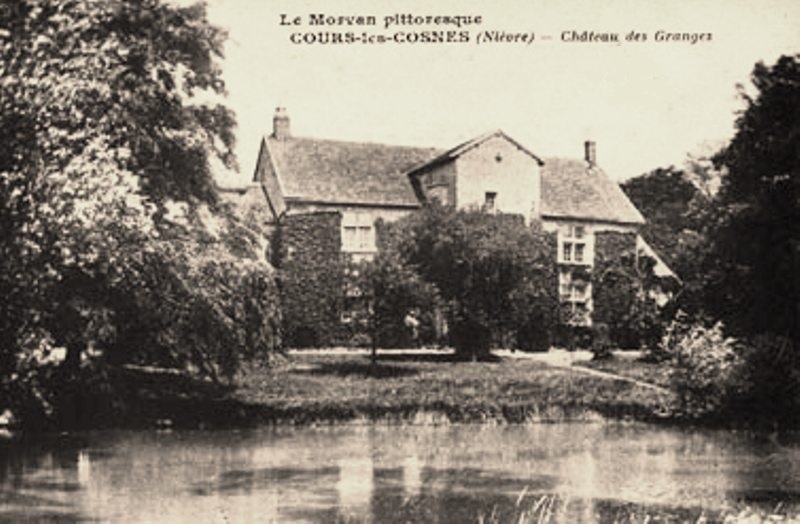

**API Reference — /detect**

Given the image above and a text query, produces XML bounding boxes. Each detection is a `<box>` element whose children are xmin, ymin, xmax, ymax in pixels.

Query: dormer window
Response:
<box><xmin>484</xmin><ymin>191</ymin><xmax>497</xmax><ymax>213</ymax></box>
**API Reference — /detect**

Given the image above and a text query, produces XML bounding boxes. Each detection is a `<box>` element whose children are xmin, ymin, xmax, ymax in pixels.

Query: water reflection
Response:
<box><xmin>1</xmin><ymin>424</ymin><xmax>800</xmax><ymax>522</ymax></box>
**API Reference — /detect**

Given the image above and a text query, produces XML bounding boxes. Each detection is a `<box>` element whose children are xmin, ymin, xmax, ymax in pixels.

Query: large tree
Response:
<box><xmin>0</xmin><ymin>1</ymin><xmax>277</xmax><ymax>424</ymax></box>
<box><xmin>621</xmin><ymin>166</ymin><xmax>702</xmax><ymax>272</ymax></box>
<box><xmin>381</xmin><ymin>203</ymin><xmax>559</xmax><ymax>359</ymax></box>
<box><xmin>620</xmin><ymin>165</ymin><xmax>713</xmax><ymax>315</ymax></box>
<box><xmin>703</xmin><ymin>54</ymin><xmax>800</xmax><ymax>346</ymax></box>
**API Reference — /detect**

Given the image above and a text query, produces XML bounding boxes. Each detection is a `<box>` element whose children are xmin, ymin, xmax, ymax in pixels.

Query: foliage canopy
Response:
<box><xmin>0</xmin><ymin>0</ymin><xmax>280</xmax><ymax>426</ymax></box>
<box><xmin>380</xmin><ymin>203</ymin><xmax>559</xmax><ymax>357</ymax></box>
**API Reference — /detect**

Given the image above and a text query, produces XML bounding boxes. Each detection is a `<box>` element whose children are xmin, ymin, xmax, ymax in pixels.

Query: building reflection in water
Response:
<box><xmin>335</xmin><ymin>428</ymin><xmax>375</xmax><ymax>520</ymax></box>
<box><xmin>556</xmin><ymin>447</ymin><xmax>597</xmax><ymax>523</ymax></box>
<box><xmin>336</xmin><ymin>455</ymin><xmax>374</xmax><ymax>518</ymax></box>
<box><xmin>403</xmin><ymin>455</ymin><xmax>423</xmax><ymax>499</ymax></box>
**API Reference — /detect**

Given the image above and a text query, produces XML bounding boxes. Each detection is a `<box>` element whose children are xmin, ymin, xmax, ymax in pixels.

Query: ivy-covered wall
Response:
<box><xmin>594</xmin><ymin>231</ymin><xmax>638</xmax><ymax>273</ymax></box>
<box><xmin>592</xmin><ymin>230</ymin><xmax>661</xmax><ymax>348</ymax></box>
<box><xmin>273</xmin><ymin>212</ymin><xmax>347</xmax><ymax>347</ymax></box>
<box><xmin>273</xmin><ymin>211</ymin><xmax>654</xmax><ymax>350</ymax></box>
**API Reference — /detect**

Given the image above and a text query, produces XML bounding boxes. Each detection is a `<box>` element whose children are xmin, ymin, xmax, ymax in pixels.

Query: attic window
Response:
<box><xmin>426</xmin><ymin>170</ymin><xmax>447</xmax><ymax>187</ymax></box>
<box><xmin>484</xmin><ymin>192</ymin><xmax>497</xmax><ymax>213</ymax></box>
<box><xmin>495</xmin><ymin>153</ymin><xmax>503</xmax><ymax>162</ymax></box>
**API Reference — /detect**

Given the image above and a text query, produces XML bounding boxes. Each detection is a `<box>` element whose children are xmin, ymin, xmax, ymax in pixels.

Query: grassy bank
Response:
<box><xmin>63</xmin><ymin>351</ymin><xmax>670</xmax><ymax>431</ymax></box>
<box><xmin>233</xmin><ymin>352</ymin><xmax>670</xmax><ymax>425</ymax></box>
<box><xmin>13</xmin><ymin>351</ymin><xmax>675</xmax><ymax>432</ymax></box>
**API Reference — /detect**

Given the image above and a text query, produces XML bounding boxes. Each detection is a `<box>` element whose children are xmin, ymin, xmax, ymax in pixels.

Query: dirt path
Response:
<box><xmin>497</xmin><ymin>349</ymin><xmax>670</xmax><ymax>393</ymax></box>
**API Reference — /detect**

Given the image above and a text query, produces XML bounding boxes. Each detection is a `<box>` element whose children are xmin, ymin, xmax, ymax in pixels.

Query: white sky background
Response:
<box><xmin>200</xmin><ymin>0</ymin><xmax>800</xmax><ymax>185</ymax></box>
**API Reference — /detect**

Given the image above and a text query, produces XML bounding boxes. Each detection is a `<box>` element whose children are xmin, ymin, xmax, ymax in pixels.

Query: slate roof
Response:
<box><xmin>540</xmin><ymin>157</ymin><xmax>644</xmax><ymax>225</ymax></box>
<box><xmin>265</xmin><ymin>136</ymin><xmax>440</xmax><ymax>207</ymax></box>
<box><xmin>259</xmin><ymin>130</ymin><xmax>644</xmax><ymax>225</ymax></box>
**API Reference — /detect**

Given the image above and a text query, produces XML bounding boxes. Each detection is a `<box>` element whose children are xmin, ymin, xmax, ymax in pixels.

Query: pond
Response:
<box><xmin>2</xmin><ymin>423</ymin><xmax>800</xmax><ymax>522</ymax></box>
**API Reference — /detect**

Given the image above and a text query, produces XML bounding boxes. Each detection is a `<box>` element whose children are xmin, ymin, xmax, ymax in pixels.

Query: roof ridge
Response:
<box><xmin>265</xmin><ymin>133</ymin><xmax>442</xmax><ymax>152</ymax></box>
<box><xmin>263</xmin><ymin>133</ymin><xmax>438</xmax><ymax>206</ymax></box>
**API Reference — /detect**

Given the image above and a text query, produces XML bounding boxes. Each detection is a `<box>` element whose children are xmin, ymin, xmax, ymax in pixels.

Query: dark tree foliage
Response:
<box><xmin>380</xmin><ymin>203</ymin><xmax>559</xmax><ymax>359</ymax></box>
<box><xmin>703</xmin><ymin>54</ymin><xmax>800</xmax><ymax>347</ymax></box>
<box><xmin>350</xmin><ymin>252</ymin><xmax>441</xmax><ymax>350</ymax></box>
<box><xmin>621</xmin><ymin>166</ymin><xmax>703</xmax><ymax>273</ymax></box>
<box><xmin>651</xmin><ymin>55</ymin><xmax>800</xmax><ymax>427</ymax></box>
<box><xmin>592</xmin><ymin>232</ymin><xmax>664</xmax><ymax>353</ymax></box>
<box><xmin>0</xmin><ymin>0</ymin><xmax>236</xmax><ymax>205</ymax></box>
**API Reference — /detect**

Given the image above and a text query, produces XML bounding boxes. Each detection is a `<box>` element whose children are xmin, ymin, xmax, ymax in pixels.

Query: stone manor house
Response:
<box><xmin>222</xmin><ymin>108</ymin><xmax>673</xmax><ymax>338</ymax></box>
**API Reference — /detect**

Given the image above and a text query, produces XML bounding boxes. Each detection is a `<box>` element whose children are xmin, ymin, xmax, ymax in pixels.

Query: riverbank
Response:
<box><xmin>24</xmin><ymin>350</ymin><xmax>672</xmax><ymax>432</ymax></box>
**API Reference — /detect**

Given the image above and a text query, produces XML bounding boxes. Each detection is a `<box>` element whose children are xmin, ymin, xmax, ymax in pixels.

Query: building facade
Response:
<box><xmin>223</xmin><ymin>108</ymin><xmax>674</xmax><ymax>331</ymax></box>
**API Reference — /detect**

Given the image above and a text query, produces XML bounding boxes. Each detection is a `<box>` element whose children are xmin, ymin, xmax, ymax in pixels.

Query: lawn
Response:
<box><xmin>227</xmin><ymin>351</ymin><xmax>671</xmax><ymax>426</ymax></box>
<box><xmin>83</xmin><ymin>351</ymin><xmax>673</xmax><ymax>430</ymax></box>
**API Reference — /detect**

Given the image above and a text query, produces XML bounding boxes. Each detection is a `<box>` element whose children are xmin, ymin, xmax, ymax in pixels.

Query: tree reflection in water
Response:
<box><xmin>1</xmin><ymin>424</ymin><xmax>800</xmax><ymax>522</ymax></box>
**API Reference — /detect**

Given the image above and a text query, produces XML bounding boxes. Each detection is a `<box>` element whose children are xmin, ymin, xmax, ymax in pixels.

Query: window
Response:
<box><xmin>428</xmin><ymin>185</ymin><xmax>449</xmax><ymax>205</ymax></box>
<box><xmin>356</xmin><ymin>226</ymin><xmax>372</xmax><ymax>251</ymax></box>
<box><xmin>484</xmin><ymin>191</ymin><xmax>497</xmax><ymax>213</ymax></box>
<box><xmin>559</xmin><ymin>270</ymin><xmax>589</xmax><ymax>302</ymax></box>
<box><xmin>562</xmin><ymin>243</ymin><xmax>572</xmax><ymax>262</ymax></box>
<box><xmin>343</xmin><ymin>226</ymin><xmax>357</xmax><ymax>249</ymax></box>
<box><xmin>426</xmin><ymin>170</ymin><xmax>448</xmax><ymax>187</ymax></box>
<box><xmin>559</xmin><ymin>269</ymin><xmax>592</xmax><ymax>326</ymax></box>
<box><xmin>341</xmin><ymin>215</ymin><xmax>376</xmax><ymax>254</ymax></box>
<box><xmin>572</xmin><ymin>281</ymin><xmax>587</xmax><ymax>300</ymax></box>
<box><xmin>342</xmin><ymin>225</ymin><xmax>374</xmax><ymax>252</ymax></box>
<box><xmin>558</xmin><ymin>223</ymin><xmax>592</xmax><ymax>265</ymax></box>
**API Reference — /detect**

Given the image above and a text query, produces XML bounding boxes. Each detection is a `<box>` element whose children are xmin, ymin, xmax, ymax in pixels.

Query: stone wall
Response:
<box><xmin>453</xmin><ymin>134</ymin><xmax>541</xmax><ymax>222</ymax></box>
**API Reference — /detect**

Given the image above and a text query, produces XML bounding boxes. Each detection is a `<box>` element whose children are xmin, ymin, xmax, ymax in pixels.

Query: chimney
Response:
<box><xmin>584</xmin><ymin>140</ymin><xmax>596</xmax><ymax>166</ymax></box>
<box><xmin>273</xmin><ymin>107</ymin><xmax>290</xmax><ymax>140</ymax></box>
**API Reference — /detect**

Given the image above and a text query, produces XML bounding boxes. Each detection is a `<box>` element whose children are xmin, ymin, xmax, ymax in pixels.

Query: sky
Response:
<box><xmin>199</xmin><ymin>0</ymin><xmax>800</xmax><ymax>185</ymax></box>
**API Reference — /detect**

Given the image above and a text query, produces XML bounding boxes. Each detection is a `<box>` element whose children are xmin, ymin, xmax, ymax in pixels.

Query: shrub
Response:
<box><xmin>347</xmin><ymin>253</ymin><xmax>442</xmax><ymax>349</ymax></box>
<box><xmin>108</xmin><ymin>213</ymin><xmax>283</xmax><ymax>381</ymax></box>
<box><xmin>508</xmin><ymin>278</ymin><xmax>559</xmax><ymax>352</ymax></box>
<box><xmin>731</xmin><ymin>333</ymin><xmax>800</xmax><ymax>426</ymax></box>
<box><xmin>662</xmin><ymin>318</ymin><xmax>744</xmax><ymax>418</ymax></box>
<box><xmin>591</xmin><ymin>323</ymin><xmax>613</xmax><ymax>360</ymax></box>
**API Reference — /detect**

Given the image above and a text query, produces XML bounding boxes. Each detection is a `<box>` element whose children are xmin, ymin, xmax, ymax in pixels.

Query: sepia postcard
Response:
<box><xmin>1</xmin><ymin>0</ymin><xmax>799</xmax><ymax>522</ymax></box>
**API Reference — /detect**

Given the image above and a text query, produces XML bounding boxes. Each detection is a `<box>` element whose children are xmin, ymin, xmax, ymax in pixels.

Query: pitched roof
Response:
<box><xmin>637</xmin><ymin>235</ymin><xmax>680</xmax><ymax>281</ymax></box>
<box><xmin>406</xmin><ymin>129</ymin><xmax>544</xmax><ymax>178</ymax></box>
<box><xmin>265</xmin><ymin>135</ymin><xmax>440</xmax><ymax>207</ymax></box>
<box><xmin>540</xmin><ymin>157</ymin><xmax>644</xmax><ymax>224</ymax></box>
<box><xmin>259</xmin><ymin>130</ymin><xmax>644</xmax><ymax>225</ymax></box>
